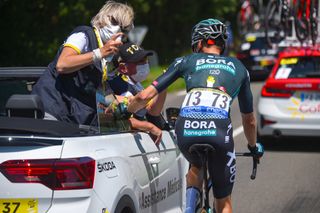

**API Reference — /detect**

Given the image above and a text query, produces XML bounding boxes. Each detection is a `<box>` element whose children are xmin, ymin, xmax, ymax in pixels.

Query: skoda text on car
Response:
<box><xmin>0</xmin><ymin>67</ymin><xmax>189</xmax><ymax>213</ymax></box>
<box><xmin>257</xmin><ymin>47</ymin><xmax>320</xmax><ymax>140</ymax></box>
<box><xmin>236</xmin><ymin>31</ymin><xmax>279</xmax><ymax>80</ymax></box>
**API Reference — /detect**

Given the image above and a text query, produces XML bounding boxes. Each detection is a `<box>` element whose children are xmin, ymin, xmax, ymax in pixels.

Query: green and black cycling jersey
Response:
<box><xmin>152</xmin><ymin>52</ymin><xmax>253</xmax><ymax>198</ymax></box>
<box><xmin>152</xmin><ymin>52</ymin><xmax>253</xmax><ymax>119</ymax></box>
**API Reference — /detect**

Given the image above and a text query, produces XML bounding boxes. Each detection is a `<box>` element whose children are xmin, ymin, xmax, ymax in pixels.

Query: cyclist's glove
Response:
<box><xmin>247</xmin><ymin>142</ymin><xmax>264</xmax><ymax>159</ymax></box>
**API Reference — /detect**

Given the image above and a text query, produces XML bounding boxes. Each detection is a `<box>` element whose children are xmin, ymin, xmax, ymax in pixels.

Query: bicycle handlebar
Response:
<box><xmin>236</xmin><ymin>152</ymin><xmax>259</xmax><ymax>180</ymax></box>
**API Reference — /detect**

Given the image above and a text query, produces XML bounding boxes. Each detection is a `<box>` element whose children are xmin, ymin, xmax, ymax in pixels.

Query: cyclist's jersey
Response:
<box><xmin>152</xmin><ymin>53</ymin><xmax>253</xmax><ymax>118</ymax></box>
<box><xmin>152</xmin><ymin>52</ymin><xmax>253</xmax><ymax>198</ymax></box>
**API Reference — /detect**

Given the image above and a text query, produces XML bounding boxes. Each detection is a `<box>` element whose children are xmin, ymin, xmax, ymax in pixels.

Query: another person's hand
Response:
<box><xmin>247</xmin><ymin>142</ymin><xmax>264</xmax><ymax>159</ymax></box>
<box><xmin>100</xmin><ymin>33</ymin><xmax>123</xmax><ymax>58</ymax></box>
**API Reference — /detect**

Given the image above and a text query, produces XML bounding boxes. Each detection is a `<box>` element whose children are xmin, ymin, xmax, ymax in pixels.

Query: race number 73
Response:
<box><xmin>183</xmin><ymin>90</ymin><xmax>231</xmax><ymax>109</ymax></box>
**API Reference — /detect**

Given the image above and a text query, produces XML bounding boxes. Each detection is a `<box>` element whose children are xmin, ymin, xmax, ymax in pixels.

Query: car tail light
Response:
<box><xmin>236</xmin><ymin>53</ymin><xmax>248</xmax><ymax>59</ymax></box>
<box><xmin>250</xmin><ymin>49</ymin><xmax>260</xmax><ymax>56</ymax></box>
<box><xmin>261</xmin><ymin>83</ymin><xmax>293</xmax><ymax>98</ymax></box>
<box><xmin>0</xmin><ymin>157</ymin><xmax>95</xmax><ymax>190</ymax></box>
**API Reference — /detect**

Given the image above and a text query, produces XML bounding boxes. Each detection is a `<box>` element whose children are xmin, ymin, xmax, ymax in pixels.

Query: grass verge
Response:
<box><xmin>141</xmin><ymin>66</ymin><xmax>185</xmax><ymax>92</ymax></box>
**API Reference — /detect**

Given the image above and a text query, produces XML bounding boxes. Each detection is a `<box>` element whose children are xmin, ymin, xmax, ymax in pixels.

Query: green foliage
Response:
<box><xmin>141</xmin><ymin>66</ymin><xmax>185</xmax><ymax>92</ymax></box>
<box><xmin>0</xmin><ymin>0</ymin><xmax>238</xmax><ymax>66</ymax></box>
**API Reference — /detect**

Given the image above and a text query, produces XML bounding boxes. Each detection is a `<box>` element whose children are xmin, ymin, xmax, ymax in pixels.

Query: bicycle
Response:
<box><xmin>237</xmin><ymin>0</ymin><xmax>265</xmax><ymax>36</ymax></box>
<box><xmin>294</xmin><ymin>0</ymin><xmax>319</xmax><ymax>45</ymax></box>
<box><xmin>189</xmin><ymin>144</ymin><xmax>259</xmax><ymax>213</ymax></box>
<box><xmin>265</xmin><ymin>0</ymin><xmax>291</xmax><ymax>47</ymax></box>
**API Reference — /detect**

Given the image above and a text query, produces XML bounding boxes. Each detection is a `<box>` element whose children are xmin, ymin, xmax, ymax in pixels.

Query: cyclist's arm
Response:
<box><xmin>238</xmin><ymin>70</ymin><xmax>257</xmax><ymax>147</ymax></box>
<box><xmin>242</xmin><ymin>112</ymin><xmax>257</xmax><ymax>148</ymax></box>
<box><xmin>128</xmin><ymin>85</ymin><xmax>159</xmax><ymax>113</ymax></box>
<box><xmin>146</xmin><ymin>90</ymin><xmax>167</xmax><ymax>116</ymax></box>
<box><xmin>128</xmin><ymin>57</ymin><xmax>184</xmax><ymax>113</ymax></box>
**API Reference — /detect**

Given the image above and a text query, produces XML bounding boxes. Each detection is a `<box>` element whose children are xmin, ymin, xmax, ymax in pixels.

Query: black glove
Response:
<box><xmin>247</xmin><ymin>142</ymin><xmax>264</xmax><ymax>158</ymax></box>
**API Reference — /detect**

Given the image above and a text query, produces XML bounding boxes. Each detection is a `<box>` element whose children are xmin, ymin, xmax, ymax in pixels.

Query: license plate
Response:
<box><xmin>0</xmin><ymin>199</ymin><xmax>38</xmax><ymax>213</ymax></box>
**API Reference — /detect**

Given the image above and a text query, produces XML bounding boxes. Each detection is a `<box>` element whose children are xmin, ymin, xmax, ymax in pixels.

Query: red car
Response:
<box><xmin>257</xmin><ymin>46</ymin><xmax>320</xmax><ymax>141</ymax></box>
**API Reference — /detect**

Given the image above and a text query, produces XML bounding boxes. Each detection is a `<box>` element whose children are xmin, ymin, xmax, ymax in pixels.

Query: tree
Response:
<box><xmin>0</xmin><ymin>0</ymin><xmax>238</xmax><ymax>66</ymax></box>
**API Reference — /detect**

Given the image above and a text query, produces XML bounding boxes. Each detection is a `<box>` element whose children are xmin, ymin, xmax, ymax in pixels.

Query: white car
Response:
<box><xmin>0</xmin><ymin>67</ymin><xmax>189</xmax><ymax>213</ymax></box>
<box><xmin>257</xmin><ymin>47</ymin><xmax>320</xmax><ymax>140</ymax></box>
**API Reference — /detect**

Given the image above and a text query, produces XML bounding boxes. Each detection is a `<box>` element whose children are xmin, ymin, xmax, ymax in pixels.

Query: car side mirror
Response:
<box><xmin>166</xmin><ymin>107</ymin><xmax>180</xmax><ymax>128</ymax></box>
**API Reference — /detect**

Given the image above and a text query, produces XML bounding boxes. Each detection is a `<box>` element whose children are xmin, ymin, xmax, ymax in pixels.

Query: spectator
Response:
<box><xmin>106</xmin><ymin>42</ymin><xmax>166</xmax><ymax>145</ymax></box>
<box><xmin>32</xmin><ymin>1</ymin><xmax>134</xmax><ymax>127</ymax></box>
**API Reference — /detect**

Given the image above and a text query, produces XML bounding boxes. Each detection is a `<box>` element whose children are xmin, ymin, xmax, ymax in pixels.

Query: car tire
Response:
<box><xmin>114</xmin><ymin>195</ymin><xmax>136</xmax><ymax>213</ymax></box>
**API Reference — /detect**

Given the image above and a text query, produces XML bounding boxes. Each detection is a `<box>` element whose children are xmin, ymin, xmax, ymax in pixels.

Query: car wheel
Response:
<box><xmin>114</xmin><ymin>195</ymin><xmax>136</xmax><ymax>213</ymax></box>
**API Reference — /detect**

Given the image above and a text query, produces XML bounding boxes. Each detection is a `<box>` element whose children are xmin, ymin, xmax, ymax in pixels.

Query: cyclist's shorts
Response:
<box><xmin>175</xmin><ymin>116</ymin><xmax>236</xmax><ymax>199</ymax></box>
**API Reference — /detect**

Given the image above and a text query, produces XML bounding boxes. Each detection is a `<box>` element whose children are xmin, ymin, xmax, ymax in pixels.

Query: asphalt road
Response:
<box><xmin>164</xmin><ymin>81</ymin><xmax>320</xmax><ymax>213</ymax></box>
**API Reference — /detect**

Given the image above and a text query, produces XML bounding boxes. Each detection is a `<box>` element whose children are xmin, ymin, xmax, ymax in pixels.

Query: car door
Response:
<box><xmin>133</xmin><ymin>129</ymin><xmax>187</xmax><ymax>213</ymax></box>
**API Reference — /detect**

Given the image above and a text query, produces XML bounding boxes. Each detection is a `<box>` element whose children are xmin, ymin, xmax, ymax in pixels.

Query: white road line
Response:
<box><xmin>233</xmin><ymin>126</ymin><xmax>244</xmax><ymax>138</ymax></box>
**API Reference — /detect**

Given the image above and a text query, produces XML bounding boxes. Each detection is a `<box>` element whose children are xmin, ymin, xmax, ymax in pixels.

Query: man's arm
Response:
<box><xmin>241</xmin><ymin>112</ymin><xmax>257</xmax><ymax>148</ymax></box>
<box><xmin>129</xmin><ymin>117</ymin><xmax>162</xmax><ymax>145</ymax></box>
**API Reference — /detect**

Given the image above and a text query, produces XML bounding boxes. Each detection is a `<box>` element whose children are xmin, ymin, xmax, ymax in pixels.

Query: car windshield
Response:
<box><xmin>250</xmin><ymin>37</ymin><xmax>269</xmax><ymax>49</ymax></box>
<box><xmin>275</xmin><ymin>56</ymin><xmax>320</xmax><ymax>79</ymax></box>
<box><xmin>247</xmin><ymin>35</ymin><xmax>277</xmax><ymax>50</ymax></box>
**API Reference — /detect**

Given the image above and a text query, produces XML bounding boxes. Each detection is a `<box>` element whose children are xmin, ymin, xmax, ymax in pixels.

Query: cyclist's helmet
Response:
<box><xmin>191</xmin><ymin>18</ymin><xmax>228</xmax><ymax>53</ymax></box>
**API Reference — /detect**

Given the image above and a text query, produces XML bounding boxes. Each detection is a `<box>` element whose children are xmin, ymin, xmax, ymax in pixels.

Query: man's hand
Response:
<box><xmin>100</xmin><ymin>33</ymin><xmax>123</xmax><ymax>58</ymax></box>
<box><xmin>248</xmin><ymin>142</ymin><xmax>264</xmax><ymax>159</ymax></box>
<box><xmin>149</xmin><ymin>125</ymin><xmax>162</xmax><ymax>146</ymax></box>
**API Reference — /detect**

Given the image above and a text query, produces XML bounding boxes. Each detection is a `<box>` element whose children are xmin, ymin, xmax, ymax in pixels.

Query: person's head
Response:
<box><xmin>191</xmin><ymin>18</ymin><xmax>228</xmax><ymax>54</ymax></box>
<box><xmin>91</xmin><ymin>1</ymin><xmax>134</xmax><ymax>42</ymax></box>
<box><xmin>114</xmin><ymin>42</ymin><xmax>153</xmax><ymax>83</ymax></box>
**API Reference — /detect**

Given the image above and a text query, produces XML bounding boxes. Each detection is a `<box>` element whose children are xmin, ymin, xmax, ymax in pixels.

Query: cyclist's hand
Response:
<box><xmin>247</xmin><ymin>142</ymin><xmax>264</xmax><ymax>159</ymax></box>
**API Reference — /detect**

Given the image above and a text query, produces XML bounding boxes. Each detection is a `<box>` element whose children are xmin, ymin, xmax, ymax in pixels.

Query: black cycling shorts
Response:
<box><xmin>175</xmin><ymin>116</ymin><xmax>236</xmax><ymax>199</ymax></box>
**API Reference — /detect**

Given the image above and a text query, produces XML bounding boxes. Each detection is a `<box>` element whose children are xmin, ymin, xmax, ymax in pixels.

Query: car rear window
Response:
<box><xmin>275</xmin><ymin>56</ymin><xmax>320</xmax><ymax>79</ymax></box>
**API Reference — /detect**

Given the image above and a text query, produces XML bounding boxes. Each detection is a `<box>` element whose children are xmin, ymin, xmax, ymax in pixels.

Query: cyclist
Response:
<box><xmin>127</xmin><ymin>18</ymin><xmax>264</xmax><ymax>213</ymax></box>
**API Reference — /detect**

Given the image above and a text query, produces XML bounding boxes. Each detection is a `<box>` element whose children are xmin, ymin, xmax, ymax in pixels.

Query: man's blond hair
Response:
<box><xmin>91</xmin><ymin>1</ymin><xmax>134</xmax><ymax>31</ymax></box>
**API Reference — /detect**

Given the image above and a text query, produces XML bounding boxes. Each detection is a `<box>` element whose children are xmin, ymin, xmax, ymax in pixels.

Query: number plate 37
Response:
<box><xmin>0</xmin><ymin>199</ymin><xmax>38</xmax><ymax>213</ymax></box>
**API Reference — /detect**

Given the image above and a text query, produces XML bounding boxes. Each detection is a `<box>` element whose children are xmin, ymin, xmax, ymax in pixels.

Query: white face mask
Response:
<box><xmin>99</xmin><ymin>24</ymin><xmax>121</xmax><ymax>43</ymax></box>
<box><xmin>99</xmin><ymin>24</ymin><xmax>120</xmax><ymax>62</ymax></box>
<box><xmin>130</xmin><ymin>64</ymin><xmax>150</xmax><ymax>83</ymax></box>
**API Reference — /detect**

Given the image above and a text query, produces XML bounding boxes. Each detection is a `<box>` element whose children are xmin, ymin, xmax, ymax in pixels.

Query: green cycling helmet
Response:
<box><xmin>191</xmin><ymin>18</ymin><xmax>228</xmax><ymax>52</ymax></box>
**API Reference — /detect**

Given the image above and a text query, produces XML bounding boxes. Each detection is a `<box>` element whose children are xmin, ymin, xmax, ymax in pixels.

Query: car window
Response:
<box><xmin>250</xmin><ymin>37</ymin><xmax>278</xmax><ymax>50</ymax></box>
<box><xmin>0</xmin><ymin>79</ymin><xmax>34</xmax><ymax>116</ymax></box>
<box><xmin>275</xmin><ymin>56</ymin><xmax>320</xmax><ymax>79</ymax></box>
<box><xmin>96</xmin><ymin>92</ymin><xmax>132</xmax><ymax>133</ymax></box>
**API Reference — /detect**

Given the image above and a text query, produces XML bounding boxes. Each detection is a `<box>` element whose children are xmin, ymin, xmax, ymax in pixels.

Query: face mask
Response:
<box><xmin>99</xmin><ymin>25</ymin><xmax>120</xmax><ymax>62</ymax></box>
<box><xmin>130</xmin><ymin>64</ymin><xmax>150</xmax><ymax>83</ymax></box>
<box><xmin>99</xmin><ymin>24</ymin><xmax>121</xmax><ymax>43</ymax></box>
